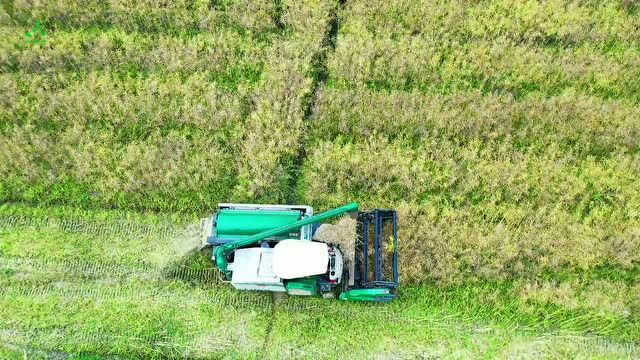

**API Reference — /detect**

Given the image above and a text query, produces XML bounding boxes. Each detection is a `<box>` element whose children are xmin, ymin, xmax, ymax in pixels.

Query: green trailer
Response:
<box><xmin>202</xmin><ymin>202</ymin><xmax>399</xmax><ymax>302</ymax></box>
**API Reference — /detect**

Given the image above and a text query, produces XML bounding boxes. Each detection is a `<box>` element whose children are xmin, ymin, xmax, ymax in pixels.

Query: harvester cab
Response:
<box><xmin>202</xmin><ymin>202</ymin><xmax>399</xmax><ymax>302</ymax></box>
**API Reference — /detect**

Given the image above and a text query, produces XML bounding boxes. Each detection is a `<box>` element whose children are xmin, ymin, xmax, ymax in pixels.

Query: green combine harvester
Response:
<box><xmin>202</xmin><ymin>202</ymin><xmax>399</xmax><ymax>302</ymax></box>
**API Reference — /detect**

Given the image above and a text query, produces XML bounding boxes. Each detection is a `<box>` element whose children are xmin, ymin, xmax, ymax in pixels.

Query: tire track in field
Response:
<box><xmin>302</xmin><ymin>0</ymin><xmax>344</xmax><ymax>121</ymax></box>
<box><xmin>0</xmin><ymin>214</ymin><xmax>185</xmax><ymax>239</ymax></box>
<box><xmin>259</xmin><ymin>0</ymin><xmax>348</xmax><ymax>355</ymax></box>
<box><xmin>3</xmin><ymin>326</ymin><xmax>636</xmax><ymax>359</ymax></box>
<box><xmin>2</xmin><ymin>257</ymin><xmax>404</xmax><ymax>320</ymax></box>
<box><xmin>0</xmin><ymin>282</ymin><xmax>272</xmax><ymax>310</ymax></box>
<box><xmin>0</xmin><ymin>326</ymin><xmax>245</xmax><ymax>358</ymax></box>
<box><xmin>285</xmin><ymin>0</ymin><xmax>346</xmax><ymax>205</ymax></box>
<box><xmin>3</xmin><ymin>261</ymin><xmax>637</xmax><ymax>358</ymax></box>
<box><xmin>259</xmin><ymin>0</ymin><xmax>348</xmax><ymax>356</ymax></box>
<box><xmin>0</xmin><ymin>253</ymin><xmax>273</xmax><ymax>357</ymax></box>
<box><xmin>0</xmin><ymin>255</ymin><xmax>222</xmax><ymax>285</ymax></box>
<box><xmin>0</xmin><ymin>255</ymin><xmax>274</xmax><ymax>309</ymax></box>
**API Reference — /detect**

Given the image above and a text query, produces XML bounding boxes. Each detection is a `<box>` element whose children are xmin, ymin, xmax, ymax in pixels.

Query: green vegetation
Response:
<box><xmin>1</xmin><ymin>0</ymin><xmax>336</xmax><ymax>210</ymax></box>
<box><xmin>0</xmin><ymin>204</ymin><xmax>638</xmax><ymax>358</ymax></box>
<box><xmin>1</xmin><ymin>0</ymin><xmax>639</xmax><ymax>357</ymax></box>
<box><xmin>298</xmin><ymin>0</ymin><xmax>640</xmax><ymax>288</ymax></box>
<box><xmin>328</xmin><ymin>0</ymin><xmax>640</xmax><ymax>100</ymax></box>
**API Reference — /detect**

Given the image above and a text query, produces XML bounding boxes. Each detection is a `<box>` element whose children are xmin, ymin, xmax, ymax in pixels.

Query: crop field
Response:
<box><xmin>1</xmin><ymin>204</ymin><xmax>638</xmax><ymax>358</ymax></box>
<box><xmin>0</xmin><ymin>0</ymin><xmax>639</xmax><ymax>358</ymax></box>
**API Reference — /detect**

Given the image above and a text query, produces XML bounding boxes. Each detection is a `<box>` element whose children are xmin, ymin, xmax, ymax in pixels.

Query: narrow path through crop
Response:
<box><xmin>267</xmin><ymin>2</ymin><xmax>348</xmax><ymax>356</ymax></box>
<box><xmin>285</xmin><ymin>0</ymin><xmax>346</xmax><ymax>205</ymax></box>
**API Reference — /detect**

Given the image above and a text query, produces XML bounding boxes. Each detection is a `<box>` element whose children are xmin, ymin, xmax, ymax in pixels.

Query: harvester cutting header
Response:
<box><xmin>202</xmin><ymin>202</ymin><xmax>399</xmax><ymax>302</ymax></box>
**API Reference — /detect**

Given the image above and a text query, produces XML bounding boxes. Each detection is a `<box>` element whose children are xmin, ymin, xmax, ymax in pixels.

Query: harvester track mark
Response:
<box><xmin>0</xmin><ymin>255</ymin><xmax>222</xmax><ymax>286</ymax></box>
<box><xmin>0</xmin><ymin>326</ymin><xmax>219</xmax><ymax>358</ymax></box>
<box><xmin>0</xmin><ymin>255</ymin><xmax>153</xmax><ymax>279</ymax></box>
<box><xmin>0</xmin><ymin>326</ymin><xmax>253</xmax><ymax>358</ymax></box>
<box><xmin>0</xmin><ymin>282</ymin><xmax>272</xmax><ymax>309</ymax></box>
<box><xmin>3</xmin><ymin>326</ymin><xmax>636</xmax><ymax>359</ymax></box>
<box><xmin>0</xmin><ymin>341</ymin><xmax>85</xmax><ymax>360</ymax></box>
<box><xmin>162</xmin><ymin>265</ymin><xmax>222</xmax><ymax>285</ymax></box>
<box><xmin>0</xmin><ymin>214</ymin><xmax>190</xmax><ymax>240</ymax></box>
<box><xmin>259</xmin><ymin>293</ymin><xmax>277</xmax><ymax>358</ymax></box>
<box><xmin>282</xmin><ymin>0</ymin><xmax>346</xmax><ymax>205</ymax></box>
<box><xmin>272</xmin><ymin>0</ymin><xmax>285</xmax><ymax>32</ymax></box>
<box><xmin>279</xmin><ymin>300</ymin><xmax>403</xmax><ymax>322</ymax></box>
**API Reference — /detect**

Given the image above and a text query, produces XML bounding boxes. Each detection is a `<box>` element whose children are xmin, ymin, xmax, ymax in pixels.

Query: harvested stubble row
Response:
<box><xmin>0</xmin><ymin>215</ymin><xmax>180</xmax><ymax>238</ymax></box>
<box><xmin>0</xmin><ymin>209</ymin><xmax>273</xmax><ymax>357</ymax></box>
<box><xmin>0</xmin><ymin>254</ymin><xmax>221</xmax><ymax>285</ymax></box>
<box><xmin>0</xmin><ymin>290</ymin><xmax>272</xmax><ymax>358</ymax></box>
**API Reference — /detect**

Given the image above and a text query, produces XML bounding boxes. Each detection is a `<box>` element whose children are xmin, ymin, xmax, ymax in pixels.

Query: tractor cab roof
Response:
<box><xmin>272</xmin><ymin>240</ymin><xmax>328</xmax><ymax>279</ymax></box>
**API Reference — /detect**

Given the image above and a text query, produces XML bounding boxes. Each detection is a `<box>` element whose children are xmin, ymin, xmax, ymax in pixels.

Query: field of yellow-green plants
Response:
<box><xmin>299</xmin><ymin>0</ymin><xmax>640</xmax><ymax>323</ymax></box>
<box><xmin>1</xmin><ymin>0</ymin><xmax>337</xmax><ymax>209</ymax></box>
<box><xmin>1</xmin><ymin>0</ymin><xmax>639</xmax><ymax>357</ymax></box>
